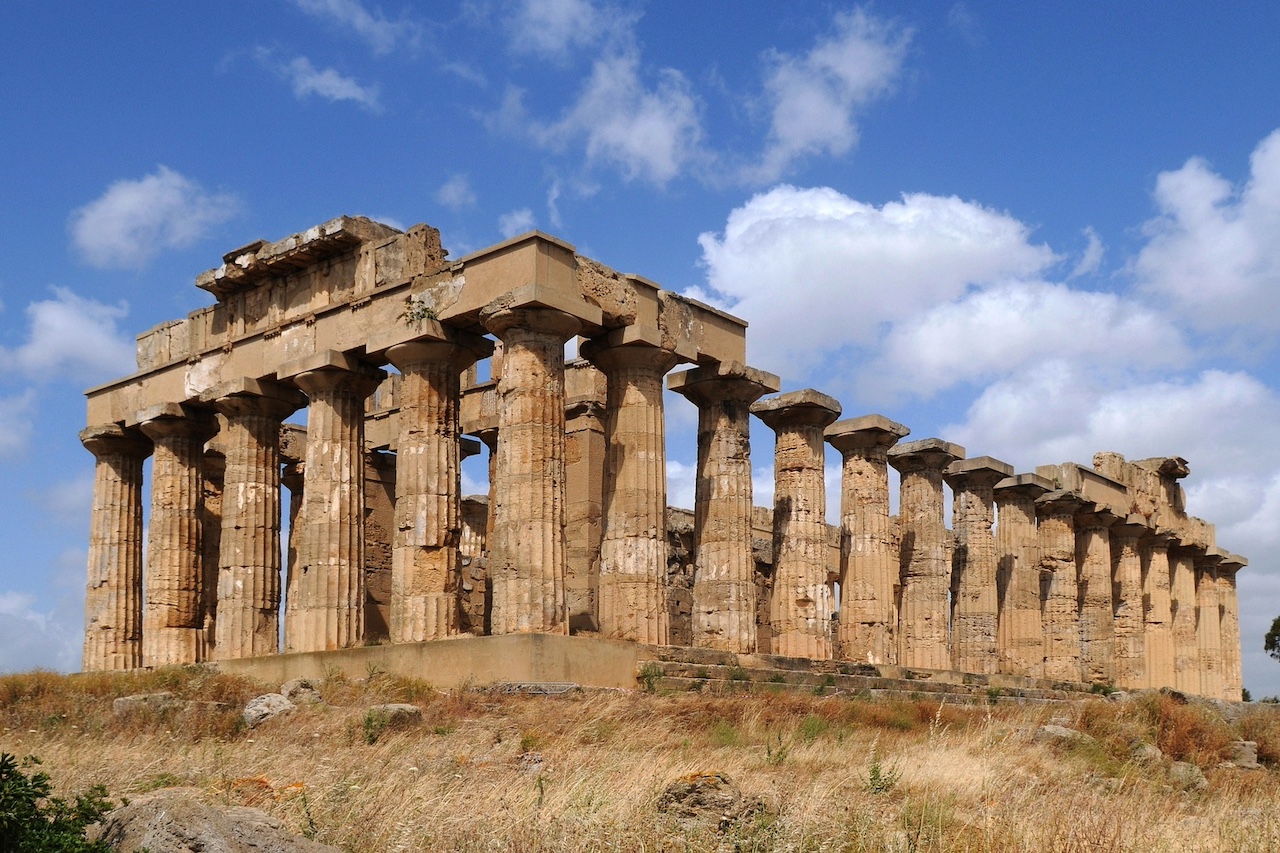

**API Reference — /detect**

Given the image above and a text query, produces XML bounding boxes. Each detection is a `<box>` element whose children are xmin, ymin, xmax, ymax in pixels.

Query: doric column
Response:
<box><xmin>751</xmin><ymin>390</ymin><xmax>842</xmax><ymax>659</ymax></box>
<box><xmin>384</xmin><ymin>335</ymin><xmax>491</xmax><ymax>644</ymax></box>
<box><xmin>564</xmin><ymin>393</ymin><xmax>605</xmax><ymax>632</ymax></box>
<box><xmin>581</xmin><ymin>341</ymin><xmax>682</xmax><ymax>644</ymax></box>
<box><xmin>669</xmin><ymin>363</ymin><xmax>779</xmax><ymax>653</ymax></box>
<box><xmin>138</xmin><ymin>405</ymin><xmax>216</xmax><ymax>667</ymax></box>
<box><xmin>281</xmin><ymin>459</ymin><xmax>304</xmax><ymax>645</ymax></box>
<box><xmin>81</xmin><ymin>425</ymin><xmax>152</xmax><ymax>671</ymax></box>
<box><xmin>1218</xmin><ymin>555</ymin><xmax>1246</xmax><ymax>702</ymax></box>
<box><xmin>1195</xmin><ymin>550</ymin><xmax>1224</xmax><ymax>699</ymax></box>
<box><xmin>825</xmin><ymin>414</ymin><xmax>910</xmax><ymax>665</ymax></box>
<box><xmin>281</xmin><ymin>352</ymin><xmax>385</xmax><ymax>652</ymax></box>
<box><xmin>1076</xmin><ymin>507</ymin><xmax>1119</xmax><ymax>685</ymax></box>
<box><xmin>1036</xmin><ymin>490</ymin><xmax>1086</xmax><ymax>682</ymax></box>
<box><xmin>208</xmin><ymin>379</ymin><xmax>305</xmax><ymax>659</ymax></box>
<box><xmin>944</xmin><ymin>456</ymin><xmax>1013</xmax><ymax>675</ymax></box>
<box><xmin>200</xmin><ymin>449</ymin><xmax>225</xmax><ymax>661</ymax></box>
<box><xmin>993</xmin><ymin>473</ymin><xmax>1051</xmax><ymax>677</ymax></box>
<box><xmin>1141</xmin><ymin>530</ymin><xmax>1176</xmax><ymax>689</ymax></box>
<box><xmin>474</xmin><ymin>426</ymin><xmax>498</xmax><ymax>546</ymax></box>
<box><xmin>481</xmin><ymin>304</ymin><xmax>585</xmax><ymax>635</ymax></box>
<box><xmin>888</xmin><ymin>438</ymin><xmax>964</xmax><ymax>670</ymax></box>
<box><xmin>1170</xmin><ymin>545</ymin><xmax>1202</xmax><ymax>694</ymax></box>
<box><xmin>1109</xmin><ymin>515</ymin><xmax>1148</xmax><ymax>690</ymax></box>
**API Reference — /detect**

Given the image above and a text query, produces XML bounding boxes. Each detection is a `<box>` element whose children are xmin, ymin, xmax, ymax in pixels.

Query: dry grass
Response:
<box><xmin>3</xmin><ymin>668</ymin><xmax>1280</xmax><ymax>852</ymax></box>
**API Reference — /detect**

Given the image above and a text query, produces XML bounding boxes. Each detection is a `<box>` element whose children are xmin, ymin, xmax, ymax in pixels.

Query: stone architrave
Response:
<box><xmin>281</xmin><ymin>352</ymin><xmax>385</xmax><ymax>652</ymax></box>
<box><xmin>1217</xmin><ymin>555</ymin><xmax>1246</xmax><ymax>702</ymax></box>
<box><xmin>1076</xmin><ymin>507</ymin><xmax>1119</xmax><ymax>685</ymax></box>
<box><xmin>1036</xmin><ymin>490</ymin><xmax>1087</xmax><ymax>682</ymax></box>
<box><xmin>1109</xmin><ymin>516</ymin><xmax>1149</xmax><ymax>690</ymax></box>
<box><xmin>384</xmin><ymin>335</ymin><xmax>491</xmax><ymax>644</ymax></box>
<box><xmin>81</xmin><ymin>425</ymin><xmax>152</xmax><ymax>672</ymax></box>
<box><xmin>669</xmin><ymin>363</ymin><xmax>779</xmax><ymax>653</ymax></box>
<box><xmin>481</xmin><ymin>298</ymin><xmax>599</xmax><ymax>635</ymax></box>
<box><xmin>1196</xmin><ymin>550</ymin><xmax>1225</xmax><ymax>700</ymax></box>
<box><xmin>824</xmin><ymin>414</ymin><xmax>910</xmax><ymax>665</ymax></box>
<box><xmin>888</xmin><ymin>438</ymin><xmax>965</xmax><ymax>670</ymax></box>
<box><xmin>993</xmin><ymin>473</ymin><xmax>1052</xmax><ymax>678</ymax></box>
<box><xmin>944</xmin><ymin>456</ymin><xmax>1014</xmax><ymax>675</ymax></box>
<box><xmin>1169</xmin><ymin>545</ymin><xmax>1202</xmax><ymax>694</ymax></box>
<box><xmin>207</xmin><ymin>380</ymin><xmax>305</xmax><ymax>660</ymax></box>
<box><xmin>1141</xmin><ymin>530</ymin><xmax>1176</xmax><ymax>690</ymax></box>
<box><xmin>138</xmin><ymin>404</ymin><xmax>216</xmax><ymax>667</ymax></box>
<box><xmin>581</xmin><ymin>340</ymin><xmax>682</xmax><ymax>644</ymax></box>
<box><xmin>751</xmin><ymin>390</ymin><xmax>842</xmax><ymax>659</ymax></box>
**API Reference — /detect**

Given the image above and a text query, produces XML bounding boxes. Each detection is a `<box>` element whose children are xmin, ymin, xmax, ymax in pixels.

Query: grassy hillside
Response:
<box><xmin>3</xmin><ymin>667</ymin><xmax>1280</xmax><ymax>852</ymax></box>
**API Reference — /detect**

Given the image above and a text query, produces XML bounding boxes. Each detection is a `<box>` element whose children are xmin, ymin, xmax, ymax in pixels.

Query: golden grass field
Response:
<box><xmin>3</xmin><ymin>667</ymin><xmax>1280</xmax><ymax>852</ymax></box>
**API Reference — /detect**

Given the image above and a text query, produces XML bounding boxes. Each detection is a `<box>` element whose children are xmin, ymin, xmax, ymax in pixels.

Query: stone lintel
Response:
<box><xmin>824</xmin><ymin>414</ymin><xmax>910</xmax><ymax>452</ymax></box>
<box><xmin>943</xmin><ymin>455</ymin><xmax>1013</xmax><ymax>486</ymax></box>
<box><xmin>751</xmin><ymin>389</ymin><xmax>841</xmax><ymax>429</ymax></box>
<box><xmin>1136</xmin><ymin>456</ymin><xmax>1191</xmax><ymax>479</ymax></box>
<box><xmin>994</xmin><ymin>472</ymin><xmax>1054</xmax><ymax>495</ymax></box>
<box><xmin>1039</xmin><ymin>462</ymin><xmax>1129</xmax><ymax>516</ymax></box>
<box><xmin>278</xmin><ymin>424</ymin><xmax>308</xmax><ymax>464</ymax></box>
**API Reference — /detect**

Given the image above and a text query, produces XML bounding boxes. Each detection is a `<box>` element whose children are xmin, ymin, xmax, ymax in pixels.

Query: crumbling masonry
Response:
<box><xmin>81</xmin><ymin>217</ymin><xmax>1248</xmax><ymax>699</ymax></box>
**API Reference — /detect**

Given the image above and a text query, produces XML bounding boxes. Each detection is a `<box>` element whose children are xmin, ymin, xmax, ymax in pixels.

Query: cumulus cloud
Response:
<box><xmin>505</xmin><ymin>0</ymin><xmax>633</xmax><ymax>60</ymax></box>
<box><xmin>290</xmin><ymin>0</ymin><xmax>423</xmax><ymax>54</ymax></box>
<box><xmin>70</xmin><ymin>167</ymin><xmax>239</xmax><ymax>269</ymax></box>
<box><xmin>1069</xmin><ymin>226</ymin><xmax>1104</xmax><ymax>279</ymax></box>
<box><xmin>283</xmin><ymin>56</ymin><xmax>383</xmax><ymax>112</ymax></box>
<box><xmin>1134</xmin><ymin>128</ymin><xmax>1280</xmax><ymax>331</ymax></box>
<box><xmin>498</xmin><ymin>208</ymin><xmax>535</xmax><ymax>238</ymax></box>
<box><xmin>748</xmin><ymin>9</ymin><xmax>910</xmax><ymax>183</ymax></box>
<box><xmin>0</xmin><ymin>550</ymin><xmax>86</xmax><ymax>673</ymax></box>
<box><xmin>0</xmin><ymin>288</ymin><xmax>135</xmax><ymax>383</ymax></box>
<box><xmin>436</xmin><ymin>174</ymin><xmax>478</xmax><ymax>210</ymax></box>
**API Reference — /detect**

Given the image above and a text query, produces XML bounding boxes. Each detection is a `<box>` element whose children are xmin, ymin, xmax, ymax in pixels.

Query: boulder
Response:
<box><xmin>1033</xmin><ymin>724</ymin><xmax>1096</xmax><ymax>747</ymax></box>
<box><xmin>243</xmin><ymin>693</ymin><xmax>296</xmax><ymax>729</ymax></box>
<box><xmin>1169</xmin><ymin>761</ymin><xmax>1208</xmax><ymax>791</ymax></box>
<box><xmin>657</xmin><ymin>771</ymin><xmax>764</xmax><ymax>830</ymax></box>
<box><xmin>368</xmin><ymin>703</ymin><xmax>422</xmax><ymax>725</ymax></box>
<box><xmin>1224</xmin><ymin>740</ymin><xmax>1261</xmax><ymax>770</ymax></box>
<box><xmin>113</xmin><ymin>692</ymin><xmax>182</xmax><ymax>715</ymax></box>
<box><xmin>281</xmin><ymin>678</ymin><xmax>324</xmax><ymax>705</ymax></box>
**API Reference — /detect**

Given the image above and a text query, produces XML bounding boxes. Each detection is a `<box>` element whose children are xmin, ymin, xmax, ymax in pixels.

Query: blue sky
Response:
<box><xmin>4</xmin><ymin>1</ymin><xmax>1280</xmax><ymax>693</ymax></box>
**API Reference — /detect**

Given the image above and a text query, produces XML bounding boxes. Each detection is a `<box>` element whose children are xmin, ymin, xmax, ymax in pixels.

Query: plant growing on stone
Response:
<box><xmin>402</xmin><ymin>295</ymin><xmax>438</xmax><ymax>326</ymax></box>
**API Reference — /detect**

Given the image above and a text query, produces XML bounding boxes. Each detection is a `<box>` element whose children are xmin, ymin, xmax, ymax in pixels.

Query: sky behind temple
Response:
<box><xmin>4</xmin><ymin>1</ymin><xmax>1280</xmax><ymax>694</ymax></box>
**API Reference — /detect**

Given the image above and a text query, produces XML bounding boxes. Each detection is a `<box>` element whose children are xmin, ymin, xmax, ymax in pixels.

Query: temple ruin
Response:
<box><xmin>81</xmin><ymin>216</ymin><xmax>1248</xmax><ymax>700</ymax></box>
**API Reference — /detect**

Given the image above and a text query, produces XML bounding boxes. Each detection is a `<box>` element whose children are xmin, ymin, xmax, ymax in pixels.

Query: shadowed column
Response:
<box><xmin>1037</xmin><ymin>490</ymin><xmax>1086</xmax><ymax>682</ymax></box>
<box><xmin>1110</xmin><ymin>515</ymin><xmax>1148</xmax><ymax>690</ymax></box>
<box><xmin>1141</xmin><ymin>530</ymin><xmax>1176</xmax><ymax>689</ymax></box>
<box><xmin>1196</xmin><ymin>550</ymin><xmax>1224</xmax><ymax>699</ymax></box>
<box><xmin>994</xmin><ymin>473</ymin><xmax>1051</xmax><ymax>677</ymax></box>
<box><xmin>1217</xmin><ymin>555</ymin><xmax>1246</xmax><ymax>702</ymax></box>
<box><xmin>1170</xmin><ymin>544</ymin><xmax>1201</xmax><ymax>694</ymax></box>
<box><xmin>1076</xmin><ymin>506</ymin><xmax>1118</xmax><ymax>685</ymax></box>
<box><xmin>945</xmin><ymin>456</ymin><xmax>1013</xmax><ymax>675</ymax></box>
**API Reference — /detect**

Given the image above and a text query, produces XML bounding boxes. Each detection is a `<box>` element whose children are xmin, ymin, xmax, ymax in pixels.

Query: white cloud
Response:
<box><xmin>290</xmin><ymin>0</ymin><xmax>423</xmax><ymax>54</ymax></box>
<box><xmin>284</xmin><ymin>57</ymin><xmax>383</xmax><ymax>112</ymax></box>
<box><xmin>1134</xmin><ymin>128</ymin><xmax>1280</xmax><ymax>331</ymax></box>
<box><xmin>0</xmin><ymin>288</ymin><xmax>135</xmax><ymax>383</ymax></box>
<box><xmin>70</xmin><ymin>166</ymin><xmax>239</xmax><ymax>269</ymax></box>
<box><xmin>748</xmin><ymin>9</ymin><xmax>910</xmax><ymax>183</ymax></box>
<box><xmin>505</xmin><ymin>0</ymin><xmax>633</xmax><ymax>60</ymax></box>
<box><xmin>498</xmin><ymin>208</ymin><xmax>535</xmax><ymax>238</ymax></box>
<box><xmin>1068</xmin><ymin>226</ymin><xmax>1104</xmax><ymax>279</ymax></box>
<box><xmin>0</xmin><ymin>392</ymin><xmax>35</xmax><ymax>457</ymax></box>
<box><xmin>436</xmin><ymin>174</ymin><xmax>477</xmax><ymax>210</ymax></box>
<box><xmin>0</xmin><ymin>550</ymin><xmax>86</xmax><ymax>673</ymax></box>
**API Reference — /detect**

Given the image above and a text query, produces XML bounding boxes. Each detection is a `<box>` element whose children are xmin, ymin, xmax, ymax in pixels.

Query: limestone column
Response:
<box><xmin>945</xmin><ymin>456</ymin><xmax>1013</xmax><ymax>675</ymax></box>
<box><xmin>1218</xmin><ymin>556</ymin><xmax>1245</xmax><ymax>702</ymax></box>
<box><xmin>282</xmin><ymin>353</ymin><xmax>385</xmax><ymax>652</ymax></box>
<box><xmin>1141</xmin><ymin>530</ymin><xmax>1176</xmax><ymax>689</ymax></box>
<box><xmin>81</xmin><ymin>425</ymin><xmax>152</xmax><ymax>671</ymax></box>
<box><xmin>581</xmin><ymin>341</ymin><xmax>681</xmax><ymax>644</ymax></box>
<box><xmin>993</xmin><ymin>473</ymin><xmax>1051</xmax><ymax>678</ymax></box>
<box><xmin>1109</xmin><ymin>516</ymin><xmax>1148</xmax><ymax>690</ymax></box>
<box><xmin>200</xmin><ymin>449</ymin><xmax>224</xmax><ymax>660</ymax></box>
<box><xmin>1076</xmin><ymin>507</ymin><xmax>1119</xmax><ymax>685</ymax></box>
<box><xmin>669</xmin><ymin>363</ymin><xmax>779</xmax><ymax>653</ymax></box>
<box><xmin>1170</xmin><ymin>545</ymin><xmax>1202</xmax><ymax>694</ymax></box>
<box><xmin>1036</xmin><ymin>490</ymin><xmax>1086</xmax><ymax>682</ymax></box>
<box><xmin>888</xmin><ymin>438</ymin><xmax>964</xmax><ymax>670</ymax></box>
<box><xmin>281</xmin><ymin>460</ymin><xmax>304</xmax><ymax>647</ymax></box>
<box><xmin>385</xmin><ymin>337</ymin><xmax>489</xmax><ymax>644</ymax></box>
<box><xmin>208</xmin><ymin>380</ymin><xmax>305</xmax><ymax>659</ymax></box>
<box><xmin>481</xmin><ymin>304</ymin><xmax>584</xmax><ymax>635</ymax></box>
<box><xmin>564</xmin><ymin>395</ymin><xmax>605</xmax><ymax>632</ymax></box>
<box><xmin>1195</xmin><ymin>550</ymin><xmax>1224</xmax><ymax>699</ymax></box>
<box><xmin>824</xmin><ymin>414</ymin><xmax>910</xmax><ymax>665</ymax></box>
<box><xmin>751</xmin><ymin>390</ymin><xmax>842</xmax><ymax>659</ymax></box>
<box><xmin>138</xmin><ymin>405</ymin><xmax>215</xmax><ymax>667</ymax></box>
<box><xmin>475</xmin><ymin>426</ymin><xmax>498</xmax><ymax>545</ymax></box>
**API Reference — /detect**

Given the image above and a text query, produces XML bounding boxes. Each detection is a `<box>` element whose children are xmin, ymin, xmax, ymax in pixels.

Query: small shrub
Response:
<box><xmin>813</xmin><ymin>674</ymin><xmax>836</xmax><ymax>696</ymax></box>
<box><xmin>0</xmin><ymin>753</ymin><xmax>114</xmax><ymax>852</ymax></box>
<box><xmin>866</xmin><ymin>755</ymin><xmax>900</xmax><ymax>795</ymax></box>
<box><xmin>765</xmin><ymin>732</ymin><xmax>789</xmax><ymax>766</ymax></box>
<box><xmin>710</xmin><ymin>719</ymin><xmax>741</xmax><ymax>748</ymax></box>
<box><xmin>726</xmin><ymin>666</ymin><xmax>751</xmax><ymax>683</ymax></box>
<box><xmin>362</xmin><ymin>710</ymin><xmax>389</xmax><ymax>745</ymax></box>
<box><xmin>638</xmin><ymin>662</ymin><xmax>663</xmax><ymax>693</ymax></box>
<box><xmin>798</xmin><ymin>714</ymin><xmax>828</xmax><ymax>744</ymax></box>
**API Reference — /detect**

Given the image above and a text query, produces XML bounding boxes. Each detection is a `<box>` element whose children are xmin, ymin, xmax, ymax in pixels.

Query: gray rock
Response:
<box><xmin>113</xmin><ymin>692</ymin><xmax>182</xmax><ymax>716</ymax></box>
<box><xmin>243</xmin><ymin>693</ymin><xmax>296</xmax><ymax>729</ymax></box>
<box><xmin>1226</xmin><ymin>740</ymin><xmax>1260</xmax><ymax>770</ymax></box>
<box><xmin>657</xmin><ymin>771</ymin><xmax>764</xmax><ymax>830</ymax></box>
<box><xmin>1131</xmin><ymin>742</ymin><xmax>1164</xmax><ymax>764</ymax></box>
<box><xmin>368</xmin><ymin>703</ymin><xmax>422</xmax><ymax>725</ymax></box>
<box><xmin>1033</xmin><ymin>724</ymin><xmax>1095</xmax><ymax>746</ymax></box>
<box><xmin>280</xmin><ymin>678</ymin><xmax>323</xmax><ymax>705</ymax></box>
<box><xmin>518</xmin><ymin>751</ymin><xmax>544</xmax><ymax>774</ymax></box>
<box><xmin>1169</xmin><ymin>760</ymin><xmax>1208</xmax><ymax>791</ymax></box>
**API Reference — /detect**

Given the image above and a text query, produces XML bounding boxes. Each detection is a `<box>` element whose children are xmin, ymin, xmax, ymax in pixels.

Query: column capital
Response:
<box><xmin>1075</xmin><ymin>506</ymin><xmax>1121</xmax><ymax>530</ymax></box>
<box><xmin>887</xmin><ymin>437</ymin><xmax>964</xmax><ymax>474</ymax></box>
<box><xmin>1195</xmin><ymin>548</ymin><xmax>1227</xmax><ymax>569</ymax></box>
<box><xmin>579</xmin><ymin>339</ymin><xmax>681</xmax><ymax>376</ymax></box>
<box><xmin>668</xmin><ymin>361</ymin><xmax>780</xmax><ymax>408</ymax></box>
<box><xmin>943</xmin><ymin>455</ymin><xmax>1014</xmax><ymax>492</ymax></box>
<box><xmin>1034</xmin><ymin>488</ymin><xmax>1088</xmax><ymax>518</ymax></box>
<box><xmin>1218</xmin><ymin>553</ymin><xmax>1248</xmax><ymax>575</ymax></box>
<box><xmin>751</xmin><ymin>388</ymin><xmax>841</xmax><ymax>431</ymax></box>
<box><xmin>80</xmin><ymin>423</ymin><xmax>152</xmax><ymax>460</ymax></box>
<box><xmin>481</xmin><ymin>303</ymin><xmax>584</xmax><ymax>342</ymax></box>
<box><xmin>824</xmin><ymin>413</ymin><xmax>910</xmax><ymax>456</ymax></box>
<box><xmin>383</xmin><ymin>333</ymin><xmax>493</xmax><ymax>374</ymax></box>
<box><xmin>1140</xmin><ymin>527</ymin><xmax>1177</xmax><ymax>549</ymax></box>
<box><xmin>137</xmin><ymin>403</ymin><xmax>217</xmax><ymax>442</ymax></box>
<box><xmin>203</xmin><ymin>377</ymin><xmax>307</xmax><ymax>421</ymax></box>
<box><xmin>280</xmin><ymin>350</ymin><xmax>386</xmax><ymax>398</ymax></box>
<box><xmin>1110</xmin><ymin>515</ymin><xmax>1152</xmax><ymax>543</ymax></box>
<box><xmin>993</xmin><ymin>472</ymin><xmax>1053</xmax><ymax>501</ymax></box>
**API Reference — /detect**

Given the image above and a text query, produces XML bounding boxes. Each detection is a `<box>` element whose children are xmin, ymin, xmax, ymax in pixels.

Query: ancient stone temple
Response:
<box><xmin>81</xmin><ymin>216</ymin><xmax>1248</xmax><ymax>700</ymax></box>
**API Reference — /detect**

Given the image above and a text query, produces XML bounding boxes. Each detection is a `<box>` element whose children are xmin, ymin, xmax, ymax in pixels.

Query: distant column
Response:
<box><xmin>1109</xmin><ymin>516</ymin><xmax>1148</xmax><ymax>690</ymax></box>
<box><xmin>669</xmin><ymin>363</ymin><xmax>779</xmax><ymax>653</ymax></box>
<box><xmin>944</xmin><ymin>456</ymin><xmax>1013</xmax><ymax>675</ymax></box>
<box><xmin>1218</xmin><ymin>555</ymin><xmax>1246</xmax><ymax>702</ymax></box>
<box><xmin>993</xmin><ymin>473</ymin><xmax>1051</xmax><ymax>677</ymax></box>
<box><xmin>564</xmin><ymin>395</ymin><xmax>606</xmax><ymax>633</ymax></box>
<box><xmin>1037</xmin><ymin>490</ymin><xmax>1086</xmax><ymax>682</ymax></box>
<box><xmin>1141</xmin><ymin>530</ymin><xmax>1176</xmax><ymax>689</ymax></box>
<box><xmin>889</xmin><ymin>438</ymin><xmax>964</xmax><ymax>670</ymax></box>
<box><xmin>1076</xmin><ymin>506</ymin><xmax>1118</xmax><ymax>685</ymax></box>
<box><xmin>1170</xmin><ymin>545</ymin><xmax>1201</xmax><ymax>694</ymax></box>
<box><xmin>81</xmin><ymin>425</ymin><xmax>152</xmax><ymax>672</ymax></box>
<box><xmin>825</xmin><ymin>414</ymin><xmax>910</xmax><ymax>665</ymax></box>
<box><xmin>751</xmin><ymin>390</ymin><xmax>842</xmax><ymax>659</ymax></box>
<box><xmin>1196</xmin><ymin>551</ymin><xmax>1224</xmax><ymax>700</ymax></box>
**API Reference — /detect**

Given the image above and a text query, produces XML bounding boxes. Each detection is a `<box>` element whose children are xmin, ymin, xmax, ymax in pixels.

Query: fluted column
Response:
<box><xmin>888</xmin><ymin>438</ymin><xmax>964</xmax><ymax>670</ymax></box>
<box><xmin>1170</xmin><ymin>545</ymin><xmax>1201</xmax><ymax>693</ymax></box>
<box><xmin>139</xmin><ymin>406</ymin><xmax>215</xmax><ymax>667</ymax></box>
<box><xmin>1196</xmin><ymin>551</ymin><xmax>1224</xmax><ymax>699</ymax></box>
<box><xmin>385</xmin><ymin>337</ymin><xmax>489</xmax><ymax>644</ymax></box>
<box><xmin>994</xmin><ymin>473</ymin><xmax>1051</xmax><ymax>677</ymax></box>
<box><xmin>285</xmin><ymin>356</ymin><xmax>385</xmax><ymax>652</ymax></box>
<box><xmin>210</xmin><ymin>382</ymin><xmax>304</xmax><ymax>659</ymax></box>
<box><xmin>825</xmin><ymin>414</ymin><xmax>910</xmax><ymax>665</ymax></box>
<box><xmin>752</xmin><ymin>390</ymin><xmax>841</xmax><ymax>659</ymax></box>
<box><xmin>945</xmin><ymin>456</ymin><xmax>1013</xmax><ymax>675</ymax></box>
<box><xmin>481</xmin><ymin>305</ymin><xmax>583</xmax><ymax>635</ymax></box>
<box><xmin>1141</xmin><ymin>531</ymin><xmax>1175</xmax><ymax>689</ymax></box>
<box><xmin>1218</xmin><ymin>556</ymin><xmax>1245</xmax><ymax>702</ymax></box>
<box><xmin>1036</xmin><ymin>490</ymin><xmax>1086</xmax><ymax>682</ymax></box>
<box><xmin>582</xmin><ymin>341</ymin><xmax>681</xmax><ymax>644</ymax></box>
<box><xmin>1110</xmin><ymin>516</ymin><xmax>1148</xmax><ymax>690</ymax></box>
<box><xmin>1076</xmin><ymin>507</ymin><xmax>1118</xmax><ymax>685</ymax></box>
<box><xmin>669</xmin><ymin>364</ymin><xmax>778</xmax><ymax>653</ymax></box>
<box><xmin>81</xmin><ymin>425</ymin><xmax>152</xmax><ymax>671</ymax></box>
<box><xmin>200</xmin><ymin>450</ymin><xmax>224</xmax><ymax>661</ymax></box>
